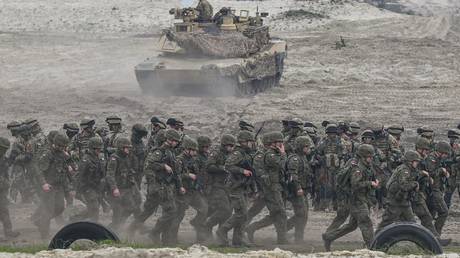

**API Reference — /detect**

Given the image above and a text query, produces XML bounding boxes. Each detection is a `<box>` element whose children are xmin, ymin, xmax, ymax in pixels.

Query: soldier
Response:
<box><xmin>246</xmin><ymin>132</ymin><xmax>288</xmax><ymax>244</ymax></box>
<box><xmin>304</xmin><ymin>121</ymin><xmax>320</xmax><ymax>145</ymax></box>
<box><xmin>9</xmin><ymin>122</ymin><xmax>36</xmax><ymax>203</ymax></box>
<box><xmin>281</xmin><ymin>120</ymin><xmax>289</xmax><ymax>137</ymax></box>
<box><xmin>130</xmin><ymin>129</ymin><xmax>185</xmax><ymax>245</ymax></box>
<box><xmin>166</xmin><ymin>118</ymin><xmax>185</xmax><ymax>155</ymax></box>
<box><xmin>131</xmin><ymin>124</ymin><xmax>148</xmax><ymax>187</ymax></box>
<box><xmin>196</xmin><ymin>135</ymin><xmax>212</xmax><ymax>193</ymax></box>
<box><xmin>386</xmin><ymin>125</ymin><xmax>405</xmax><ymax>169</ymax></box>
<box><xmin>371</xmin><ymin>124</ymin><xmax>399</xmax><ymax>208</ymax></box>
<box><xmin>70</xmin><ymin>119</ymin><xmax>96</xmax><ymax>161</ymax></box>
<box><xmin>316</xmin><ymin>124</ymin><xmax>345</xmax><ymax>211</ymax></box>
<box><xmin>426</xmin><ymin>141</ymin><xmax>451</xmax><ymax>236</ymax></box>
<box><xmin>106</xmin><ymin>137</ymin><xmax>141</xmax><ymax>232</ymax></box>
<box><xmin>348</xmin><ymin>122</ymin><xmax>361</xmax><ymax>154</ymax></box>
<box><xmin>361</xmin><ymin>129</ymin><xmax>375</xmax><ymax>145</ymax></box>
<box><xmin>71</xmin><ymin>137</ymin><xmax>106</xmax><ymax>222</ymax></box>
<box><xmin>216</xmin><ymin>131</ymin><xmax>255</xmax><ymax>247</ymax></box>
<box><xmin>7</xmin><ymin>121</ymin><xmax>22</xmax><ymax>138</ymax></box>
<box><xmin>417</xmin><ymin>126</ymin><xmax>436</xmax><ymax>151</ymax></box>
<box><xmin>170</xmin><ymin>136</ymin><xmax>208</xmax><ymax>244</ymax></box>
<box><xmin>147</xmin><ymin>116</ymin><xmax>166</xmax><ymax>151</ymax></box>
<box><xmin>322</xmin><ymin>144</ymin><xmax>379</xmax><ymax>250</ymax></box>
<box><xmin>239</xmin><ymin>121</ymin><xmax>255</xmax><ymax>132</ymax></box>
<box><xmin>196</xmin><ymin>0</ymin><xmax>213</xmax><ymax>22</ymax></box>
<box><xmin>63</xmin><ymin>123</ymin><xmax>79</xmax><ymax>140</ymax></box>
<box><xmin>286</xmin><ymin>135</ymin><xmax>313</xmax><ymax>243</ymax></box>
<box><xmin>444</xmin><ymin>129</ymin><xmax>460</xmax><ymax>208</ymax></box>
<box><xmin>204</xmin><ymin>134</ymin><xmax>236</xmax><ymax>237</ymax></box>
<box><xmin>413</xmin><ymin>137</ymin><xmax>451</xmax><ymax>245</ymax></box>
<box><xmin>0</xmin><ymin>137</ymin><xmax>20</xmax><ymax>239</ymax></box>
<box><xmin>376</xmin><ymin>151</ymin><xmax>421</xmax><ymax>231</ymax></box>
<box><xmin>105</xmin><ymin>115</ymin><xmax>125</xmax><ymax>157</ymax></box>
<box><xmin>284</xmin><ymin>118</ymin><xmax>307</xmax><ymax>154</ymax></box>
<box><xmin>34</xmin><ymin>133</ymin><xmax>74</xmax><ymax>238</ymax></box>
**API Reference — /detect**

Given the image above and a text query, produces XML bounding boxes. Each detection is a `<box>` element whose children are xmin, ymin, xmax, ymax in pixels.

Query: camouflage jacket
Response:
<box><xmin>38</xmin><ymin>149</ymin><xmax>73</xmax><ymax>189</ymax></box>
<box><xmin>144</xmin><ymin>144</ymin><xmax>182</xmax><ymax>188</ymax></box>
<box><xmin>176</xmin><ymin>153</ymin><xmax>200</xmax><ymax>191</ymax></box>
<box><xmin>386</xmin><ymin>163</ymin><xmax>418</xmax><ymax>207</ymax></box>
<box><xmin>262</xmin><ymin>147</ymin><xmax>286</xmax><ymax>189</ymax></box>
<box><xmin>225</xmin><ymin>146</ymin><xmax>253</xmax><ymax>192</ymax></box>
<box><xmin>106</xmin><ymin>150</ymin><xmax>138</xmax><ymax>190</ymax></box>
<box><xmin>70</xmin><ymin>130</ymin><xmax>97</xmax><ymax>160</ymax></box>
<box><xmin>350</xmin><ymin>159</ymin><xmax>375</xmax><ymax>205</ymax></box>
<box><xmin>425</xmin><ymin>154</ymin><xmax>448</xmax><ymax>192</ymax></box>
<box><xmin>78</xmin><ymin>151</ymin><xmax>106</xmax><ymax>191</ymax></box>
<box><xmin>206</xmin><ymin>147</ymin><xmax>230</xmax><ymax>187</ymax></box>
<box><xmin>286</xmin><ymin>151</ymin><xmax>312</xmax><ymax>192</ymax></box>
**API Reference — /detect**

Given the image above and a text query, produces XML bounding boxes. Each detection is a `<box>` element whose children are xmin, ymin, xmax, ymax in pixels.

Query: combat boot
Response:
<box><xmin>322</xmin><ymin>233</ymin><xmax>332</xmax><ymax>251</ymax></box>
<box><xmin>215</xmin><ymin>227</ymin><xmax>229</xmax><ymax>246</ymax></box>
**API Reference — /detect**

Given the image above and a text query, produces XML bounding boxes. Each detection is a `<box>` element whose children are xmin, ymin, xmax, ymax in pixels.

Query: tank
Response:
<box><xmin>134</xmin><ymin>6</ymin><xmax>287</xmax><ymax>96</ymax></box>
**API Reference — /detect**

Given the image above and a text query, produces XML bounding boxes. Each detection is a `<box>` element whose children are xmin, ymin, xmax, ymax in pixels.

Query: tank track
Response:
<box><xmin>236</xmin><ymin>73</ymin><xmax>282</xmax><ymax>96</ymax></box>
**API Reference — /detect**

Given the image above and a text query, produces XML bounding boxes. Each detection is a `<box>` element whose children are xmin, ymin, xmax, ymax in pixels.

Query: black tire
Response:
<box><xmin>370</xmin><ymin>222</ymin><xmax>443</xmax><ymax>254</ymax></box>
<box><xmin>48</xmin><ymin>222</ymin><xmax>120</xmax><ymax>250</ymax></box>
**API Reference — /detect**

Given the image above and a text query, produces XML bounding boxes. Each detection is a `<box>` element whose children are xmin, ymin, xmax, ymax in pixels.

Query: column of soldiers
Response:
<box><xmin>0</xmin><ymin>117</ymin><xmax>459</xmax><ymax>249</ymax></box>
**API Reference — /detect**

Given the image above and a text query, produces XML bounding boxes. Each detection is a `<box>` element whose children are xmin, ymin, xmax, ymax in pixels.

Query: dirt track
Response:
<box><xmin>1</xmin><ymin>0</ymin><xmax>460</xmax><ymax>252</ymax></box>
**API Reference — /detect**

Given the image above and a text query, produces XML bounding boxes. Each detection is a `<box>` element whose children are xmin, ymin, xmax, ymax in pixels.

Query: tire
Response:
<box><xmin>48</xmin><ymin>221</ymin><xmax>120</xmax><ymax>250</ymax></box>
<box><xmin>370</xmin><ymin>222</ymin><xmax>443</xmax><ymax>254</ymax></box>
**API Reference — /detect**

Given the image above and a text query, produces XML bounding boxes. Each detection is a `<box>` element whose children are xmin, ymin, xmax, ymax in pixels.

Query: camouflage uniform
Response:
<box><xmin>169</xmin><ymin>137</ymin><xmax>208</xmax><ymax>244</ymax></box>
<box><xmin>426</xmin><ymin>142</ymin><xmax>451</xmax><ymax>236</ymax></box>
<box><xmin>286</xmin><ymin>136</ymin><xmax>313</xmax><ymax>243</ymax></box>
<box><xmin>444</xmin><ymin>129</ymin><xmax>460</xmax><ymax>208</ymax></box>
<box><xmin>147</xmin><ymin>117</ymin><xmax>166</xmax><ymax>151</ymax></box>
<box><xmin>376</xmin><ymin>152</ymin><xmax>420</xmax><ymax>232</ymax></box>
<box><xmin>106</xmin><ymin>137</ymin><xmax>141</xmax><ymax>232</ymax></box>
<box><xmin>130</xmin><ymin>130</ymin><xmax>183</xmax><ymax>245</ymax></box>
<box><xmin>246</xmin><ymin>132</ymin><xmax>288</xmax><ymax>244</ymax></box>
<box><xmin>204</xmin><ymin>135</ymin><xmax>235</xmax><ymax>235</ymax></box>
<box><xmin>0</xmin><ymin>138</ymin><xmax>20</xmax><ymax>238</ymax></box>
<box><xmin>131</xmin><ymin>124</ymin><xmax>148</xmax><ymax>187</ymax></box>
<box><xmin>71</xmin><ymin>137</ymin><xmax>106</xmax><ymax>222</ymax></box>
<box><xmin>196</xmin><ymin>0</ymin><xmax>213</xmax><ymax>22</ymax></box>
<box><xmin>412</xmin><ymin>137</ymin><xmax>439</xmax><ymax>237</ymax></box>
<box><xmin>316</xmin><ymin>124</ymin><xmax>346</xmax><ymax>210</ymax></box>
<box><xmin>35</xmin><ymin>133</ymin><xmax>73</xmax><ymax>238</ymax></box>
<box><xmin>69</xmin><ymin>119</ymin><xmax>97</xmax><ymax>161</ymax></box>
<box><xmin>105</xmin><ymin>116</ymin><xmax>126</xmax><ymax>157</ymax></box>
<box><xmin>323</xmin><ymin>144</ymin><xmax>377</xmax><ymax>250</ymax></box>
<box><xmin>217</xmin><ymin>131</ymin><xmax>255</xmax><ymax>246</ymax></box>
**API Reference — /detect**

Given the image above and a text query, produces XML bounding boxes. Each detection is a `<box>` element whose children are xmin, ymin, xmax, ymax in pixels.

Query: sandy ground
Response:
<box><xmin>1</xmin><ymin>0</ymin><xmax>460</xmax><ymax>255</ymax></box>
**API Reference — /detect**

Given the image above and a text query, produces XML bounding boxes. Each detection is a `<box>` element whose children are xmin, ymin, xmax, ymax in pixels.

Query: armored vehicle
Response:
<box><xmin>134</xmin><ymin>6</ymin><xmax>287</xmax><ymax>96</ymax></box>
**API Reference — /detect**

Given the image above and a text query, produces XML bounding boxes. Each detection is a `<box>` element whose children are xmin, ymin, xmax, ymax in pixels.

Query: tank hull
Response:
<box><xmin>135</xmin><ymin>40</ymin><xmax>286</xmax><ymax>96</ymax></box>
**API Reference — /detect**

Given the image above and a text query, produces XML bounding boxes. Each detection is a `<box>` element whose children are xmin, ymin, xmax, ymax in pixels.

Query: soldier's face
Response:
<box><xmin>362</xmin><ymin>137</ymin><xmax>372</xmax><ymax>144</ymax></box>
<box><xmin>94</xmin><ymin>148</ymin><xmax>102</xmax><ymax>155</ymax></box>
<box><xmin>169</xmin><ymin>140</ymin><xmax>179</xmax><ymax>147</ymax></box>
<box><xmin>201</xmin><ymin>146</ymin><xmax>210</xmax><ymax>154</ymax></box>
<box><xmin>439</xmin><ymin>152</ymin><xmax>449</xmax><ymax>159</ymax></box>
<box><xmin>411</xmin><ymin>160</ymin><xmax>419</xmax><ymax>168</ymax></box>
<box><xmin>225</xmin><ymin>145</ymin><xmax>234</xmax><ymax>152</ymax></box>
<box><xmin>365</xmin><ymin>156</ymin><xmax>373</xmax><ymax>164</ymax></box>
<box><xmin>303</xmin><ymin>146</ymin><xmax>311</xmax><ymax>155</ymax></box>
<box><xmin>189</xmin><ymin>149</ymin><xmax>197</xmax><ymax>156</ymax></box>
<box><xmin>123</xmin><ymin>147</ymin><xmax>130</xmax><ymax>155</ymax></box>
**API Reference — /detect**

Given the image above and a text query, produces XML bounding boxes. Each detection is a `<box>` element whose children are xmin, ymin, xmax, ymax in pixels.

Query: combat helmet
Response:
<box><xmin>436</xmin><ymin>141</ymin><xmax>451</xmax><ymax>154</ymax></box>
<box><xmin>106</xmin><ymin>115</ymin><xmax>122</xmax><ymax>125</ymax></box>
<box><xmin>53</xmin><ymin>133</ymin><xmax>70</xmax><ymax>148</ymax></box>
<box><xmin>80</xmin><ymin>119</ymin><xmax>95</xmax><ymax>130</ymax></box>
<box><xmin>238</xmin><ymin>131</ymin><xmax>255</xmax><ymax>142</ymax></box>
<box><xmin>197</xmin><ymin>135</ymin><xmax>212</xmax><ymax>148</ymax></box>
<box><xmin>116</xmin><ymin>137</ymin><xmax>132</xmax><ymax>149</ymax></box>
<box><xmin>165</xmin><ymin>129</ymin><xmax>181</xmax><ymax>142</ymax></box>
<box><xmin>182</xmin><ymin>136</ymin><xmax>198</xmax><ymax>151</ymax></box>
<box><xmin>405</xmin><ymin>150</ymin><xmax>421</xmax><ymax>162</ymax></box>
<box><xmin>295</xmin><ymin>136</ymin><xmax>312</xmax><ymax>151</ymax></box>
<box><xmin>325</xmin><ymin>124</ymin><xmax>338</xmax><ymax>134</ymax></box>
<box><xmin>361</xmin><ymin>129</ymin><xmax>375</xmax><ymax>140</ymax></box>
<box><xmin>221</xmin><ymin>134</ymin><xmax>237</xmax><ymax>146</ymax></box>
<box><xmin>264</xmin><ymin>131</ymin><xmax>284</xmax><ymax>144</ymax></box>
<box><xmin>132</xmin><ymin>123</ymin><xmax>148</xmax><ymax>137</ymax></box>
<box><xmin>47</xmin><ymin>130</ymin><xmax>59</xmax><ymax>144</ymax></box>
<box><xmin>357</xmin><ymin>144</ymin><xmax>374</xmax><ymax>158</ymax></box>
<box><xmin>415</xmin><ymin>137</ymin><xmax>431</xmax><ymax>150</ymax></box>
<box><xmin>0</xmin><ymin>137</ymin><xmax>10</xmax><ymax>150</ymax></box>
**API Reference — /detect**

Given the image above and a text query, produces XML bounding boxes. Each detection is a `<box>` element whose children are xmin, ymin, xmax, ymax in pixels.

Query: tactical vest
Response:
<box><xmin>324</xmin><ymin>137</ymin><xmax>342</xmax><ymax>168</ymax></box>
<box><xmin>374</xmin><ymin>133</ymin><xmax>391</xmax><ymax>160</ymax></box>
<box><xmin>111</xmin><ymin>153</ymin><xmax>136</xmax><ymax>189</ymax></box>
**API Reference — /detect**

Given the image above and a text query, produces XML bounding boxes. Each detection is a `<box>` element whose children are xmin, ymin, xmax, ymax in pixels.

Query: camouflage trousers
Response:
<box><xmin>169</xmin><ymin>190</ymin><xmax>208</xmax><ymax>244</ymax></box>
<box><xmin>323</xmin><ymin>200</ymin><xmax>374</xmax><ymax>248</ymax></box>
<box><xmin>428</xmin><ymin>191</ymin><xmax>449</xmax><ymax>236</ymax></box>
<box><xmin>323</xmin><ymin>196</ymin><xmax>350</xmax><ymax>240</ymax></box>
<box><xmin>286</xmin><ymin>192</ymin><xmax>308</xmax><ymax>243</ymax></box>
<box><xmin>33</xmin><ymin>186</ymin><xmax>66</xmax><ymax>238</ymax></box>
<box><xmin>71</xmin><ymin>188</ymin><xmax>101</xmax><ymax>222</ymax></box>
<box><xmin>218</xmin><ymin>192</ymin><xmax>249</xmax><ymax>245</ymax></box>
<box><xmin>205</xmin><ymin>185</ymin><xmax>231</xmax><ymax>231</ymax></box>
<box><xmin>0</xmin><ymin>190</ymin><xmax>14</xmax><ymax>236</ymax></box>
<box><xmin>412</xmin><ymin>199</ymin><xmax>439</xmax><ymax>237</ymax></box>
<box><xmin>109</xmin><ymin>185</ymin><xmax>141</xmax><ymax>232</ymax></box>
<box><xmin>376</xmin><ymin>204</ymin><xmax>415</xmax><ymax>232</ymax></box>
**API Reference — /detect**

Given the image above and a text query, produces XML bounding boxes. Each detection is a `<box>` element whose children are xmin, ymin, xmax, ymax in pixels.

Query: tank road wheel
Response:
<box><xmin>48</xmin><ymin>222</ymin><xmax>120</xmax><ymax>249</ymax></box>
<box><xmin>370</xmin><ymin>222</ymin><xmax>443</xmax><ymax>254</ymax></box>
